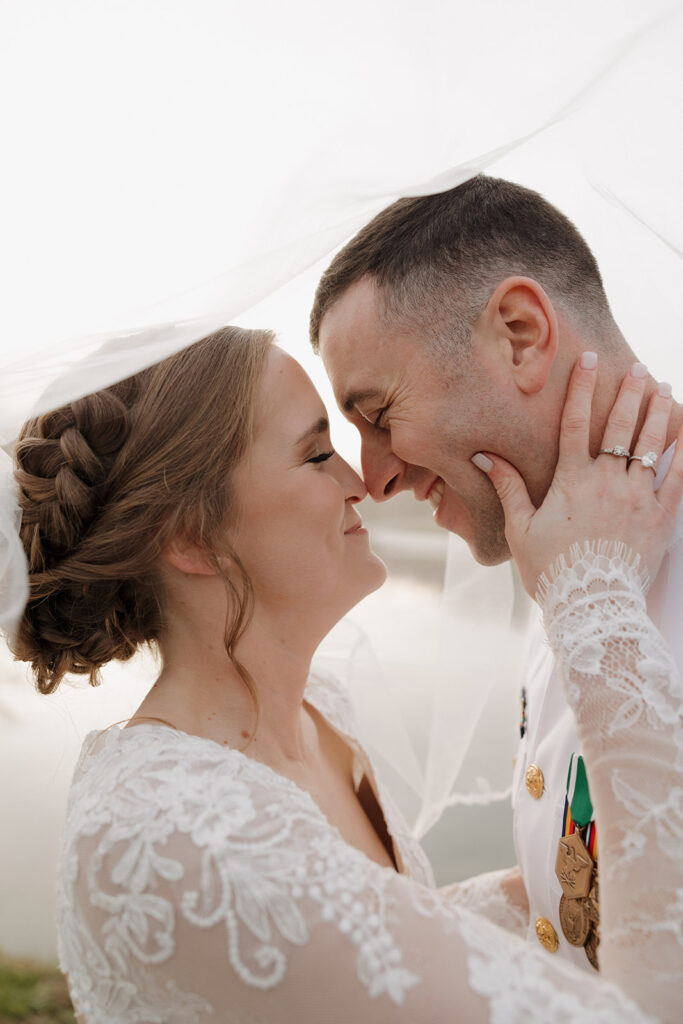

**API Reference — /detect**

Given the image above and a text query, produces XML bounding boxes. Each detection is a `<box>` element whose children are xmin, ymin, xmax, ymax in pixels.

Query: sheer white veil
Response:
<box><xmin>1</xmin><ymin>0</ymin><xmax>682</xmax><ymax>843</ymax></box>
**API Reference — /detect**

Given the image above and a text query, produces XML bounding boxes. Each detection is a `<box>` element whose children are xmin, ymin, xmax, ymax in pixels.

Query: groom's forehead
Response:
<box><xmin>319</xmin><ymin>277</ymin><xmax>387</xmax><ymax>347</ymax></box>
<box><xmin>321</xmin><ymin>326</ymin><xmax>408</xmax><ymax>411</ymax></box>
<box><xmin>320</xmin><ymin>287</ymin><xmax>419</xmax><ymax>366</ymax></box>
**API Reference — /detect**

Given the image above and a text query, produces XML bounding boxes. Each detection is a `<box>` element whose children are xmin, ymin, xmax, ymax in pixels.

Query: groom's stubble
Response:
<box><xmin>317</xmin><ymin>277</ymin><xmax>558</xmax><ymax>567</ymax></box>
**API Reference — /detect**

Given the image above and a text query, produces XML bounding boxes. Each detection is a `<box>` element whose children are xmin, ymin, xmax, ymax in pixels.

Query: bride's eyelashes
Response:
<box><xmin>306</xmin><ymin>450</ymin><xmax>335</xmax><ymax>465</ymax></box>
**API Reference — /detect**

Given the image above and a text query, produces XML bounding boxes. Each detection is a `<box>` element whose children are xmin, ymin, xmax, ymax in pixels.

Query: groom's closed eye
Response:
<box><xmin>341</xmin><ymin>387</ymin><xmax>384</xmax><ymax>415</ymax></box>
<box><xmin>370</xmin><ymin>407</ymin><xmax>389</xmax><ymax>429</ymax></box>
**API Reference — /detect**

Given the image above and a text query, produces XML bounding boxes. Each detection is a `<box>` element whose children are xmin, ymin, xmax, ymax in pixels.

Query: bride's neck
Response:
<box><xmin>138</xmin><ymin>597</ymin><xmax>325</xmax><ymax>764</ymax></box>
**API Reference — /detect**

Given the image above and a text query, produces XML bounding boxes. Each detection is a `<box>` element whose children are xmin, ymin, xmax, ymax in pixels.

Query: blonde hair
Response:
<box><xmin>12</xmin><ymin>326</ymin><xmax>273</xmax><ymax>713</ymax></box>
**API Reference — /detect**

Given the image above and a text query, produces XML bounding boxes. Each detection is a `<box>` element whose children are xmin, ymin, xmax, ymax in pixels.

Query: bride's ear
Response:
<box><xmin>162</xmin><ymin>536</ymin><xmax>219</xmax><ymax>577</ymax></box>
<box><xmin>483</xmin><ymin>276</ymin><xmax>559</xmax><ymax>395</ymax></box>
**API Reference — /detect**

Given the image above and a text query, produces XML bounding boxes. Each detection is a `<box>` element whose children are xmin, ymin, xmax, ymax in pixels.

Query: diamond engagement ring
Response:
<box><xmin>598</xmin><ymin>445</ymin><xmax>631</xmax><ymax>458</ymax></box>
<box><xmin>628</xmin><ymin>451</ymin><xmax>658</xmax><ymax>473</ymax></box>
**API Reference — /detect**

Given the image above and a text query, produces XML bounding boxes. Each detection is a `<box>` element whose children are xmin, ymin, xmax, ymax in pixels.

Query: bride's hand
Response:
<box><xmin>472</xmin><ymin>353</ymin><xmax>683</xmax><ymax>597</ymax></box>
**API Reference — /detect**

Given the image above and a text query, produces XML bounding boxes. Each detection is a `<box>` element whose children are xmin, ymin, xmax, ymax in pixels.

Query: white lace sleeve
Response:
<box><xmin>441</xmin><ymin>867</ymin><xmax>529</xmax><ymax>938</ymax></box>
<box><xmin>537</xmin><ymin>541</ymin><xmax>683</xmax><ymax>1021</ymax></box>
<box><xmin>59</xmin><ymin>715</ymin><xmax>666</xmax><ymax>1024</ymax></box>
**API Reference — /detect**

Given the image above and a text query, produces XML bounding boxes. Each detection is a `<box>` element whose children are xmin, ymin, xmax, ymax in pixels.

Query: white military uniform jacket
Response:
<box><xmin>512</xmin><ymin>442</ymin><xmax>683</xmax><ymax>970</ymax></box>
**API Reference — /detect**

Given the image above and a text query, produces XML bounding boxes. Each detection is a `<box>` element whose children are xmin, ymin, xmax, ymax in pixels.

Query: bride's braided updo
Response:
<box><xmin>12</xmin><ymin>326</ymin><xmax>273</xmax><ymax>694</ymax></box>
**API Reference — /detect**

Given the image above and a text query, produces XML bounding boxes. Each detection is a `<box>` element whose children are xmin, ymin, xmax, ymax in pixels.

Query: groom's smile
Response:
<box><xmin>317</xmin><ymin>276</ymin><xmax>511</xmax><ymax>565</ymax></box>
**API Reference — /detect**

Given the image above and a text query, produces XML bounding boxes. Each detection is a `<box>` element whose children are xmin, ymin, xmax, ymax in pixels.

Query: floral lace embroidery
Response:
<box><xmin>534</xmin><ymin>542</ymin><xmax>683</xmax><ymax>1018</ymax></box>
<box><xmin>444</xmin><ymin>869</ymin><xmax>528</xmax><ymax>939</ymax></box>
<box><xmin>55</xmin><ymin>567</ymin><xmax>683</xmax><ymax>1023</ymax></box>
<box><xmin>57</xmin><ymin>675</ymin><xmax>427</xmax><ymax>1021</ymax></box>
<box><xmin>537</xmin><ymin>542</ymin><xmax>683</xmax><ymax>876</ymax></box>
<box><xmin>457</xmin><ymin>910</ymin><xmax>654</xmax><ymax>1024</ymax></box>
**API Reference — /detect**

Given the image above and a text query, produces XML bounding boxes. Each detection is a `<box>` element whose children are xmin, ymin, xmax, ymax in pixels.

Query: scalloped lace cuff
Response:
<box><xmin>536</xmin><ymin>540</ymin><xmax>650</xmax><ymax>616</ymax></box>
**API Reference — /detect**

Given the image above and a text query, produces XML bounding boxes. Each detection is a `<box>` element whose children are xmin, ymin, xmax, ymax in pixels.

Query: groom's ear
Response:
<box><xmin>481</xmin><ymin>276</ymin><xmax>558</xmax><ymax>395</ymax></box>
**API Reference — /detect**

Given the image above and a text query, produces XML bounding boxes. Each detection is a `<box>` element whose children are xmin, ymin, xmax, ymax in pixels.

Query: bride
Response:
<box><xmin>9</xmin><ymin>325</ymin><xmax>683</xmax><ymax>1022</ymax></box>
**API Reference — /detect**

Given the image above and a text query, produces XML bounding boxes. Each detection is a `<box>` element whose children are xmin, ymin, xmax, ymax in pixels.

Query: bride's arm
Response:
<box><xmin>69</xmin><ymin>565</ymin><xmax>677</xmax><ymax>1024</ymax></box>
<box><xmin>440</xmin><ymin>867</ymin><xmax>529</xmax><ymax>938</ymax></box>
<box><xmin>67</xmin><ymin>576</ymin><xmax>673</xmax><ymax>1023</ymax></box>
<box><xmin>538</xmin><ymin>539</ymin><xmax>682</xmax><ymax>1016</ymax></box>
<box><xmin>472</xmin><ymin>353</ymin><xmax>683</xmax><ymax>1019</ymax></box>
<box><xmin>83</xmin><ymin>790</ymin><xmax>648</xmax><ymax>1024</ymax></box>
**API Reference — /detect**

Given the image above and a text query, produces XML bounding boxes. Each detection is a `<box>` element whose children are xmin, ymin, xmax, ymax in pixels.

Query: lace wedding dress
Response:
<box><xmin>56</xmin><ymin>546</ymin><xmax>683</xmax><ymax>1023</ymax></box>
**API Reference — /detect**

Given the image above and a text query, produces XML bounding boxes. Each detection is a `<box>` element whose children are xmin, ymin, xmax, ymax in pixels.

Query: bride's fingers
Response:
<box><xmin>556</xmin><ymin>352</ymin><xmax>598</xmax><ymax>467</ymax></box>
<box><xmin>655</xmin><ymin>422</ymin><xmax>683</xmax><ymax>519</ymax></box>
<box><xmin>471</xmin><ymin>452</ymin><xmax>534</xmax><ymax>542</ymax></box>
<box><xmin>627</xmin><ymin>382</ymin><xmax>672</xmax><ymax>477</ymax></box>
<box><xmin>597</xmin><ymin>362</ymin><xmax>648</xmax><ymax>464</ymax></box>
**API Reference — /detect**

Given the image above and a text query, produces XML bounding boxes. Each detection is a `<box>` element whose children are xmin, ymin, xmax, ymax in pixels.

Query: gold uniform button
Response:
<box><xmin>535</xmin><ymin>917</ymin><xmax>559</xmax><ymax>953</ymax></box>
<box><xmin>525</xmin><ymin>763</ymin><xmax>544</xmax><ymax>799</ymax></box>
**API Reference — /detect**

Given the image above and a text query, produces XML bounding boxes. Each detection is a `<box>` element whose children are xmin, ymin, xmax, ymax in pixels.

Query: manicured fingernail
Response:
<box><xmin>471</xmin><ymin>453</ymin><xmax>493</xmax><ymax>473</ymax></box>
<box><xmin>630</xmin><ymin>362</ymin><xmax>647</xmax><ymax>379</ymax></box>
<box><xmin>658</xmin><ymin>381</ymin><xmax>672</xmax><ymax>398</ymax></box>
<box><xmin>580</xmin><ymin>351</ymin><xmax>598</xmax><ymax>370</ymax></box>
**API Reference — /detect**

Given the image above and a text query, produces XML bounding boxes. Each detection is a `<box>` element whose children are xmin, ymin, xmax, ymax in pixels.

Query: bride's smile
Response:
<box><xmin>227</xmin><ymin>346</ymin><xmax>387</xmax><ymax>633</ymax></box>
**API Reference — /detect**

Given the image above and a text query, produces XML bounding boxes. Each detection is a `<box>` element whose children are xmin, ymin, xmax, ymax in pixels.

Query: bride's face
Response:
<box><xmin>228</xmin><ymin>347</ymin><xmax>386</xmax><ymax>632</ymax></box>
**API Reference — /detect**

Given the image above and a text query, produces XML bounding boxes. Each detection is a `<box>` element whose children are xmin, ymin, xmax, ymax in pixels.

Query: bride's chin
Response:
<box><xmin>347</xmin><ymin>555</ymin><xmax>388</xmax><ymax>606</ymax></box>
<box><xmin>312</xmin><ymin>556</ymin><xmax>388</xmax><ymax>635</ymax></box>
<box><xmin>369</xmin><ymin>555</ymin><xmax>388</xmax><ymax>590</ymax></box>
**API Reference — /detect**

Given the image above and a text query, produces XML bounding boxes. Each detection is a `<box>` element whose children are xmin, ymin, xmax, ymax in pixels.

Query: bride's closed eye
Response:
<box><xmin>306</xmin><ymin>450</ymin><xmax>334</xmax><ymax>465</ymax></box>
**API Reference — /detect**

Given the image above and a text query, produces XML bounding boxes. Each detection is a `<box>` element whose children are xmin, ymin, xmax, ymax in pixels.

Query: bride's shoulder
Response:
<box><xmin>65</xmin><ymin>724</ymin><xmax>311</xmax><ymax>841</ymax></box>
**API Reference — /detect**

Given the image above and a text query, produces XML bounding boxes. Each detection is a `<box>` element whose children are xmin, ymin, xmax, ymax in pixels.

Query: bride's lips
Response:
<box><xmin>344</xmin><ymin>519</ymin><xmax>368</xmax><ymax>535</ymax></box>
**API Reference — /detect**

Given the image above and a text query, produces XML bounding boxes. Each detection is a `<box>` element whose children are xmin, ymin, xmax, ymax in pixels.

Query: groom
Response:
<box><xmin>310</xmin><ymin>175</ymin><xmax>683</xmax><ymax>971</ymax></box>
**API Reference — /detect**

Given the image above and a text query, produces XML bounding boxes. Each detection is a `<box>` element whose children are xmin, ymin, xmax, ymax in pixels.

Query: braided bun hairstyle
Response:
<box><xmin>12</xmin><ymin>326</ymin><xmax>273</xmax><ymax>694</ymax></box>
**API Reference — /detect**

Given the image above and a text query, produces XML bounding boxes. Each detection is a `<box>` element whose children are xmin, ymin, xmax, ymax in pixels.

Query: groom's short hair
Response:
<box><xmin>310</xmin><ymin>175</ymin><xmax>615</xmax><ymax>354</ymax></box>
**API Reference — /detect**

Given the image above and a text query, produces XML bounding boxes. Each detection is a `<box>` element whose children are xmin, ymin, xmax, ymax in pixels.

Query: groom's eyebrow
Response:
<box><xmin>341</xmin><ymin>388</ymin><xmax>383</xmax><ymax>414</ymax></box>
<box><xmin>294</xmin><ymin>416</ymin><xmax>329</xmax><ymax>446</ymax></box>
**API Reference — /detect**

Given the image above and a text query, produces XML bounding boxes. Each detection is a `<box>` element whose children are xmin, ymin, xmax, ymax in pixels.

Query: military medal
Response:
<box><xmin>584</xmin><ymin>874</ymin><xmax>600</xmax><ymax>926</ymax></box>
<box><xmin>558</xmin><ymin>894</ymin><xmax>591</xmax><ymax>947</ymax></box>
<box><xmin>555</xmin><ymin>753</ymin><xmax>600</xmax><ymax>970</ymax></box>
<box><xmin>584</xmin><ymin>926</ymin><xmax>600</xmax><ymax>970</ymax></box>
<box><xmin>555</xmin><ymin>831</ymin><xmax>593</xmax><ymax>898</ymax></box>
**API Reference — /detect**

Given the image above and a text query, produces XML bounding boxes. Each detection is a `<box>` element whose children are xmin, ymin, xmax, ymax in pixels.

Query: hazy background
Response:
<box><xmin>1</xmin><ymin>0</ymin><xmax>682</xmax><ymax>967</ymax></box>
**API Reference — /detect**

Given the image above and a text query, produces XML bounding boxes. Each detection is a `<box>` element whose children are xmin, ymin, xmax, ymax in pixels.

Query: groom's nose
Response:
<box><xmin>360</xmin><ymin>432</ymin><xmax>407</xmax><ymax>501</ymax></box>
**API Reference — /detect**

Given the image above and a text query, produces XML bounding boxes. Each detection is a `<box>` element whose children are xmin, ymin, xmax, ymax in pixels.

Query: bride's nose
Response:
<box><xmin>337</xmin><ymin>457</ymin><xmax>368</xmax><ymax>503</ymax></box>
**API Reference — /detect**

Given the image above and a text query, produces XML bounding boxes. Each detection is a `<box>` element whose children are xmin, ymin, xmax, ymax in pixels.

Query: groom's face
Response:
<box><xmin>319</xmin><ymin>277</ymin><xmax>522</xmax><ymax>565</ymax></box>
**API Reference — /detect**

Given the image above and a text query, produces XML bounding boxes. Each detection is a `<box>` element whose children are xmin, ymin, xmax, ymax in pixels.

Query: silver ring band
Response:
<box><xmin>628</xmin><ymin>451</ymin><xmax>658</xmax><ymax>473</ymax></box>
<box><xmin>598</xmin><ymin>445</ymin><xmax>631</xmax><ymax>458</ymax></box>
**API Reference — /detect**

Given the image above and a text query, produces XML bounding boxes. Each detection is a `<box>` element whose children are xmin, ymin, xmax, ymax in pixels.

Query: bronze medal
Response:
<box><xmin>584</xmin><ymin>926</ymin><xmax>600</xmax><ymax>971</ymax></box>
<box><xmin>559</xmin><ymin>894</ymin><xmax>591</xmax><ymax>947</ymax></box>
<box><xmin>555</xmin><ymin>832</ymin><xmax>594</xmax><ymax>899</ymax></box>
<box><xmin>584</xmin><ymin>870</ymin><xmax>600</xmax><ymax>926</ymax></box>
